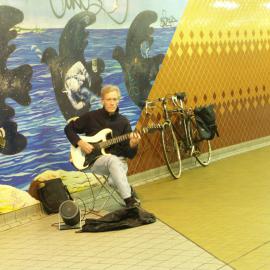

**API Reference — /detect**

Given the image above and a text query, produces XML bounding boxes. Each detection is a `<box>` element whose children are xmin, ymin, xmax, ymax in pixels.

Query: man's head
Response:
<box><xmin>101</xmin><ymin>85</ymin><xmax>121</xmax><ymax>113</ymax></box>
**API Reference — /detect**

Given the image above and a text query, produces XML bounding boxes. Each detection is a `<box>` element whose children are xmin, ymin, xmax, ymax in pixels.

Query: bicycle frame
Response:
<box><xmin>170</xmin><ymin>95</ymin><xmax>212</xmax><ymax>165</ymax></box>
<box><xmin>160</xmin><ymin>95</ymin><xmax>195</xmax><ymax>155</ymax></box>
<box><xmin>145</xmin><ymin>92</ymin><xmax>212</xmax><ymax>178</ymax></box>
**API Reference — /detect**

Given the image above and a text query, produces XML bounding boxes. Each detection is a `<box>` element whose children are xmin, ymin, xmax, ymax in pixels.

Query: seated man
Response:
<box><xmin>64</xmin><ymin>84</ymin><xmax>141</xmax><ymax>207</ymax></box>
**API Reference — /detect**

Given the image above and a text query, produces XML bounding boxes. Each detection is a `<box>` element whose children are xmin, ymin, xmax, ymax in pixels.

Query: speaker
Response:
<box><xmin>58</xmin><ymin>200</ymin><xmax>81</xmax><ymax>230</ymax></box>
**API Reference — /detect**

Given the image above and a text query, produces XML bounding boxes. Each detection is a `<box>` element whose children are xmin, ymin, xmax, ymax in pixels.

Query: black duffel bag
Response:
<box><xmin>37</xmin><ymin>178</ymin><xmax>72</xmax><ymax>214</ymax></box>
<box><xmin>194</xmin><ymin>105</ymin><xmax>219</xmax><ymax>140</ymax></box>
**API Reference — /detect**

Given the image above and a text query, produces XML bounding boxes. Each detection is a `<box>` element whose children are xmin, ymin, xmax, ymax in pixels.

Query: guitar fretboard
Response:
<box><xmin>100</xmin><ymin>133</ymin><xmax>130</xmax><ymax>148</ymax></box>
<box><xmin>98</xmin><ymin>125</ymin><xmax>161</xmax><ymax>149</ymax></box>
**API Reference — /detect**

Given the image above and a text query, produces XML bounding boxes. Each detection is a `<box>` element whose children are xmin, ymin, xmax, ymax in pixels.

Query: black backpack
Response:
<box><xmin>37</xmin><ymin>178</ymin><xmax>72</xmax><ymax>214</ymax></box>
<box><xmin>194</xmin><ymin>105</ymin><xmax>219</xmax><ymax>140</ymax></box>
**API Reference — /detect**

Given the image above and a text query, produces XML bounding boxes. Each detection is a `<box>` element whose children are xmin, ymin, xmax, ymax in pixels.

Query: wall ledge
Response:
<box><xmin>129</xmin><ymin>135</ymin><xmax>270</xmax><ymax>186</ymax></box>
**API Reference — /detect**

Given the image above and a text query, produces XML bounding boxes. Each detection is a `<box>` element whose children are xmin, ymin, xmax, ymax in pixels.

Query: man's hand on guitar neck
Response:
<box><xmin>129</xmin><ymin>132</ymin><xmax>141</xmax><ymax>148</ymax></box>
<box><xmin>77</xmin><ymin>139</ymin><xmax>94</xmax><ymax>154</ymax></box>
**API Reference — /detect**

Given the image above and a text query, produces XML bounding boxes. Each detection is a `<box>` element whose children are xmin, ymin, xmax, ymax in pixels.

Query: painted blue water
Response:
<box><xmin>0</xmin><ymin>27</ymin><xmax>175</xmax><ymax>189</ymax></box>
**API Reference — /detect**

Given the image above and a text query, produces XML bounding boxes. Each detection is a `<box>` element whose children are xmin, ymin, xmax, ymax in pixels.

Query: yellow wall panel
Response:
<box><xmin>129</xmin><ymin>0</ymin><xmax>270</xmax><ymax>175</ymax></box>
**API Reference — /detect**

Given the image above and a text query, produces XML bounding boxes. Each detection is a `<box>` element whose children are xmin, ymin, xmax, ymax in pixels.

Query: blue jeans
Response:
<box><xmin>86</xmin><ymin>154</ymin><xmax>132</xmax><ymax>199</ymax></box>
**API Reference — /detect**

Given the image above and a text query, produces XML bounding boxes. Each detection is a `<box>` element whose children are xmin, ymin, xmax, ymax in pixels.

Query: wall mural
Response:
<box><xmin>113</xmin><ymin>10</ymin><xmax>164</xmax><ymax>109</ymax></box>
<box><xmin>41</xmin><ymin>11</ymin><xmax>105</xmax><ymax>120</ymax></box>
<box><xmin>0</xmin><ymin>0</ymin><xmax>187</xmax><ymax>189</ymax></box>
<box><xmin>0</xmin><ymin>6</ymin><xmax>33</xmax><ymax>155</ymax></box>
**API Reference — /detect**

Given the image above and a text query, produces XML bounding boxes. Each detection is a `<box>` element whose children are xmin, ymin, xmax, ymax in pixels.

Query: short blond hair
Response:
<box><xmin>101</xmin><ymin>84</ymin><xmax>121</xmax><ymax>99</ymax></box>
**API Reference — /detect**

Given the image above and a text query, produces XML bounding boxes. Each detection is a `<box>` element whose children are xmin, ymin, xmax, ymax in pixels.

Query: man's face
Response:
<box><xmin>102</xmin><ymin>91</ymin><xmax>120</xmax><ymax>113</ymax></box>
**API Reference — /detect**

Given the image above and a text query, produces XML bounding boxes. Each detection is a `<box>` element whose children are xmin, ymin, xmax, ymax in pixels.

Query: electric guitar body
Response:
<box><xmin>70</xmin><ymin>128</ymin><xmax>113</xmax><ymax>170</ymax></box>
<box><xmin>70</xmin><ymin>124</ymin><xmax>161</xmax><ymax>170</ymax></box>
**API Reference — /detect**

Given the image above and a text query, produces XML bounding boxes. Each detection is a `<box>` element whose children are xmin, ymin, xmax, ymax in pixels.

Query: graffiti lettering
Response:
<box><xmin>50</xmin><ymin>0</ymin><xmax>93</xmax><ymax>18</ymax></box>
<box><xmin>49</xmin><ymin>0</ymin><xmax>129</xmax><ymax>24</ymax></box>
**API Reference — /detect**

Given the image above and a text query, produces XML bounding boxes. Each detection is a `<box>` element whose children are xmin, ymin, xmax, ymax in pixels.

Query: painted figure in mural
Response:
<box><xmin>65</xmin><ymin>85</ymin><xmax>141</xmax><ymax>208</ymax></box>
<box><xmin>113</xmin><ymin>10</ymin><xmax>164</xmax><ymax>109</ymax></box>
<box><xmin>0</xmin><ymin>6</ymin><xmax>33</xmax><ymax>155</ymax></box>
<box><xmin>63</xmin><ymin>61</ymin><xmax>91</xmax><ymax>110</ymax></box>
<box><xmin>41</xmin><ymin>11</ymin><xmax>105</xmax><ymax>121</ymax></box>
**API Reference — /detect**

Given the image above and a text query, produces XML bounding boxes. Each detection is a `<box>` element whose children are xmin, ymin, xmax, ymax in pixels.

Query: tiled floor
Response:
<box><xmin>137</xmin><ymin>145</ymin><xmax>270</xmax><ymax>270</ymax></box>
<box><xmin>2</xmin><ymin>144</ymin><xmax>270</xmax><ymax>270</ymax></box>
<box><xmin>0</xmin><ymin>212</ymin><xmax>232</xmax><ymax>270</ymax></box>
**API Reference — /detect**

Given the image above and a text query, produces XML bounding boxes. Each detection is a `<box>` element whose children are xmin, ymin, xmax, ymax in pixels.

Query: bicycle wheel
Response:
<box><xmin>188</xmin><ymin>116</ymin><xmax>211</xmax><ymax>166</ymax></box>
<box><xmin>161</xmin><ymin>122</ymin><xmax>182</xmax><ymax>178</ymax></box>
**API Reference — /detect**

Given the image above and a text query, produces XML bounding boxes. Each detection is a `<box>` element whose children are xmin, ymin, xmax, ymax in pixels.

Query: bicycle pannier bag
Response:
<box><xmin>37</xmin><ymin>178</ymin><xmax>72</xmax><ymax>214</ymax></box>
<box><xmin>194</xmin><ymin>105</ymin><xmax>219</xmax><ymax>140</ymax></box>
<box><xmin>194</xmin><ymin>116</ymin><xmax>211</xmax><ymax>140</ymax></box>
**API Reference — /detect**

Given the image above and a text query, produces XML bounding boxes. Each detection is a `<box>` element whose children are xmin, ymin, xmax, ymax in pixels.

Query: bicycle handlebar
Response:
<box><xmin>145</xmin><ymin>92</ymin><xmax>187</xmax><ymax>116</ymax></box>
<box><xmin>146</xmin><ymin>92</ymin><xmax>186</xmax><ymax>105</ymax></box>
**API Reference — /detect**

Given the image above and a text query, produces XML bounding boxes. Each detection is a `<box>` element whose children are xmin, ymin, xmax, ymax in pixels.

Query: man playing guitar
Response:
<box><xmin>64</xmin><ymin>84</ymin><xmax>141</xmax><ymax>208</ymax></box>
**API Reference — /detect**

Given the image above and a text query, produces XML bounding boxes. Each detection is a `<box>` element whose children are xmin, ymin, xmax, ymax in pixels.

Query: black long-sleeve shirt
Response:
<box><xmin>64</xmin><ymin>107</ymin><xmax>138</xmax><ymax>159</ymax></box>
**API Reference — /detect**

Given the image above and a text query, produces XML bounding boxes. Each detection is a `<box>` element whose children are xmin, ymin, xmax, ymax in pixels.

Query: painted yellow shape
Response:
<box><xmin>237</xmin><ymin>102</ymin><xmax>242</xmax><ymax>111</ymax></box>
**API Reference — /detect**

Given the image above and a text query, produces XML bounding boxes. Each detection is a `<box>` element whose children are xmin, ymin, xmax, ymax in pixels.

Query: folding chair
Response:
<box><xmin>84</xmin><ymin>171</ymin><xmax>125</xmax><ymax>212</ymax></box>
<box><xmin>68</xmin><ymin>159</ymin><xmax>125</xmax><ymax>212</ymax></box>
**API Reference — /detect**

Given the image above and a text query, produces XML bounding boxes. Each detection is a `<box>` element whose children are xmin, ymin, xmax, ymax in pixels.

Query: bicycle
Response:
<box><xmin>145</xmin><ymin>92</ymin><xmax>212</xmax><ymax>179</ymax></box>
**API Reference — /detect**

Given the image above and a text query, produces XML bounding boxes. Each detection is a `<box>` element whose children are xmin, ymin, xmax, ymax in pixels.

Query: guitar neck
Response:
<box><xmin>99</xmin><ymin>125</ymin><xmax>160</xmax><ymax>149</ymax></box>
<box><xmin>99</xmin><ymin>132</ymin><xmax>137</xmax><ymax>149</ymax></box>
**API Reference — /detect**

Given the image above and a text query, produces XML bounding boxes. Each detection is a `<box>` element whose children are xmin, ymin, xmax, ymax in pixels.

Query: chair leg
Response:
<box><xmin>87</xmin><ymin>173</ymin><xmax>125</xmax><ymax>212</ymax></box>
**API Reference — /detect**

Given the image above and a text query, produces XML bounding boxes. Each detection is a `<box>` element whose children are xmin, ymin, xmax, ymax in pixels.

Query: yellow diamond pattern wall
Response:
<box><xmin>129</xmin><ymin>0</ymin><xmax>270</xmax><ymax>175</ymax></box>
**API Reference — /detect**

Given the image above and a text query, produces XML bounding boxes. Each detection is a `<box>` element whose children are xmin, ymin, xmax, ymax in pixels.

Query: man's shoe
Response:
<box><xmin>130</xmin><ymin>186</ymin><xmax>140</xmax><ymax>204</ymax></box>
<box><xmin>124</xmin><ymin>197</ymin><xmax>140</xmax><ymax>208</ymax></box>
